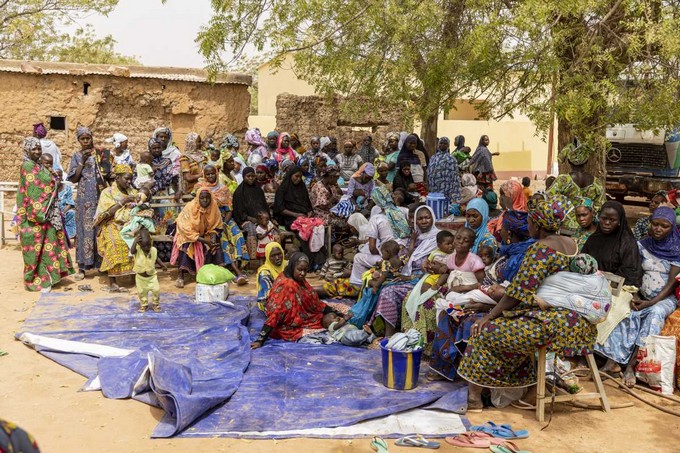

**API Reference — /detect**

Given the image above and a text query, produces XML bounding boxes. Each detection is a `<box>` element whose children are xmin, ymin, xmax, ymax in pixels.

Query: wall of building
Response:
<box><xmin>0</xmin><ymin>72</ymin><xmax>250</xmax><ymax>181</ymax></box>
<box><xmin>257</xmin><ymin>55</ymin><xmax>316</xmax><ymax>117</ymax></box>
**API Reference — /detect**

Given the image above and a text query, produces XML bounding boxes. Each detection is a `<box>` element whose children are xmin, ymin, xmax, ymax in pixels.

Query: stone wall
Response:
<box><xmin>0</xmin><ymin>70</ymin><xmax>250</xmax><ymax>181</ymax></box>
<box><xmin>275</xmin><ymin>94</ymin><xmax>410</xmax><ymax>149</ymax></box>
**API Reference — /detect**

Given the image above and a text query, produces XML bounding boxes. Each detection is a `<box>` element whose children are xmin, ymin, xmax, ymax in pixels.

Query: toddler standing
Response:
<box><xmin>255</xmin><ymin>211</ymin><xmax>279</xmax><ymax>258</ymax></box>
<box><xmin>131</xmin><ymin>229</ymin><xmax>166</xmax><ymax>313</ymax></box>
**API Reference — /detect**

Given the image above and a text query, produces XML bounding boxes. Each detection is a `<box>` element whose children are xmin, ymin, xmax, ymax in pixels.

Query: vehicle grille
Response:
<box><xmin>606</xmin><ymin>143</ymin><xmax>667</xmax><ymax>170</ymax></box>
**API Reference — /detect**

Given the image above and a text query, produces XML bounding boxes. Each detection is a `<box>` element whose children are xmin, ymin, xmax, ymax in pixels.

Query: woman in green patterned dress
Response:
<box><xmin>458</xmin><ymin>195</ymin><xmax>597</xmax><ymax>411</ymax></box>
<box><xmin>18</xmin><ymin>137</ymin><xmax>75</xmax><ymax>291</ymax></box>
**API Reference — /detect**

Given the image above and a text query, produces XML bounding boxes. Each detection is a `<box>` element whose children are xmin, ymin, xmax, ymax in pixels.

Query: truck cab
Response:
<box><xmin>606</xmin><ymin>125</ymin><xmax>680</xmax><ymax>201</ymax></box>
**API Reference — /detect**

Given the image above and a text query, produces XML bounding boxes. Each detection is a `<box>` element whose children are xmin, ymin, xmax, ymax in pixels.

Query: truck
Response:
<box><xmin>605</xmin><ymin>125</ymin><xmax>680</xmax><ymax>202</ymax></box>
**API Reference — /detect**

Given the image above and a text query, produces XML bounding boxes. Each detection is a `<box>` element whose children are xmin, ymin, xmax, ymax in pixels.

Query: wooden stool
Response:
<box><xmin>535</xmin><ymin>347</ymin><xmax>611</xmax><ymax>422</ymax></box>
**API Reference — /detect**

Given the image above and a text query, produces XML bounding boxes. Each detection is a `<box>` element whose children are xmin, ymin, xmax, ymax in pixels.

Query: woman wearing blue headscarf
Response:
<box><xmin>491</xmin><ymin>211</ymin><xmax>535</xmax><ymax>283</ymax></box>
<box><xmin>465</xmin><ymin>198</ymin><xmax>498</xmax><ymax>254</ymax></box>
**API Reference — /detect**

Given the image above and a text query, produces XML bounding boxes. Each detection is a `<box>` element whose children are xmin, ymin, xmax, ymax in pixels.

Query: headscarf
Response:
<box><xmin>454</xmin><ymin>135</ymin><xmax>466</xmax><ymax>151</ymax></box>
<box><xmin>577</xmin><ymin>197</ymin><xmax>595</xmax><ymax>211</ymax></box>
<box><xmin>232</xmin><ymin>155</ymin><xmax>246</xmax><ymax>183</ymax></box>
<box><xmin>502</xmin><ymin>210</ymin><xmax>530</xmax><ymax>239</ymax></box>
<box><xmin>273</xmin><ymin>166</ymin><xmax>313</xmax><ymax>219</ymax></box>
<box><xmin>404</xmin><ymin>205</ymin><xmax>440</xmax><ymax>275</ymax></box>
<box><xmin>221</xmin><ymin>134</ymin><xmax>240</xmax><ymax>150</ymax></box>
<box><xmin>257</xmin><ymin>242</ymin><xmax>287</xmax><ymax>295</ymax></box>
<box><xmin>500</xmin><ymin>180</ymin><xmax>528</xmax><ymax>211</ymax></box>
<box><xmin>358</xmin><ymin>136</ymin><xmax>378</xmax><ymax>163</ymax></box>
<box><xmin>23</xmin><ymin>137</ymin><xmax>41</xmax><ymax>160</ymax></box>
<box><xmin>267</xmin><ymin>131</ymin><xmax>279</xmax><ymax>141</ymax></box>
<box><xmin>280</xmin><ymin>158</ymin><xmax>294</xmax><ymax>175</ymax></box>
<box><xmin>396</xmin><ymin>134</ymin><xmax>420</xmax><ymax>167</ymax></box>
<box><xmin>319</xmin><ymin>136</ymin><xmax>331</xmax><ymax>151</ymax></box>
<box><xmin>371</xmin><ymin>185</ymin><xmax>410</xmax><ymax>239</ymax></box>
<box><xmin>247</xmin><ymin>128</ymin><xmax>267</xmax><ymax>147</ymax></box>
<box><xmin>174</xmin><ymin>188</ymin><xmax>222</xmax><ymax>256</ymax></box>
<box><xmin>152</xmin><ymin>126</ymin><xmax>180</xmax><ymax>161</ymax></box>
<box><xmin>461</xmin><ymin>173</ymin><xmax>477</xmax><ymax>188</ymax></box>
<box><xmin>528</xmin><ymin>194</ymin><xmax>572</xmax><ymax>233</ymax></box>
<box><xmin>33</xmin><ymin>123</ymin><xmax>48</xmax><ymax>139</ymax></box>
<box><xmin>581</xmin><ymin>200</ymin><xmax>643</xmax><ymax>286</ymax></box>
<box><xmin>559</xmin><ymin>140</ymin><xmax>593</xmax><ymax>166</ymax></box>
<box><xmin>484</xmin><ymin>189</ymin><xmax>498</xmax><ymax>210</ymax></box>
<box><xmin>275</xmin><ymin>132</ymin><xmax>296</xmax><ymax>164</ymax></box>
<box><xmin>283</xmin><ymin>252</ymin><xmax>310</xmax><ymax>279</ymax></box>
<box><xmin>466</xmin><ymin>198</ymin><xmax>491</xmax><ymax>252</ymax></box>
<box><xmin>347</xmin><ymin>213</ymin><xmax>370</xmax><ymax>240</ymax></box>
<box><xmin>232</xmin><ymin>168</ymin><xmax>269</xmax><ymax>225</ymax></box>
<box><xmin>639</xmin><ymin>206</ymin><xmax>680</xmax><ymax>262</ymax></box>
<box><xmin>105</xmin><ymin>133</ymin><xmax>128</xmax><ymax>149</ymax></box>
<box><xmin>185</xmin><ymin>133</ymin><xmax>200</xmax><ymax>152</ymax></box>
<box><xmin>113</xmin><ymin>164</ymin><xmax>133</xmax><ymax>175</ymax></box>
<box><xmin>76</xmin><ymin>126</ymin><xmax>92</xmax><ymax>138</ymax></box>
<box><xmin>570</xmin><ymin>253</ymin><xmax>599</xmax><ymax>275</ymax></box>
<box><xmin>470</xmin><ymin>136</ymin><xmax>493</xmax><ymax>173</ymax></box>
<box><xmin>193</xmin><ymin>165</ymin><xmax>231</xmax><ymax>207</ymax></box>
<box><xmin>385</xmin><ymin>132</ymin><xmax>400</xmax><ymax>148</ymax></box>
<box><xmin>352</xmin><ymin>163</ymin><xmax>375</xmax><ymax>178</ymax></box>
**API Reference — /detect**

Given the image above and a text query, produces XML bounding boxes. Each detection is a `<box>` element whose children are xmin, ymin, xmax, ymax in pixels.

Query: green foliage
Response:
<box><xmin>196</xmin><ymin>0</ymin><xmax>680</xmax><ymax>157</ymax></box>
<box><xmin>0</xmin><ymin>0</ymin><xmax>138</xmax><ymax>65</ymax></box>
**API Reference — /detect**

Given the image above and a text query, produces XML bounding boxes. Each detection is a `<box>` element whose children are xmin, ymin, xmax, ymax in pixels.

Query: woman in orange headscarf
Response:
<box><xmin>171</xmin><ymin>188</ymin><xmax>223</xmax><ymax>288</ymax></box>
<box><xmin>487</xmin><ymin>179</ymin><xmax>528</xmax><ymax>240</ymax></box>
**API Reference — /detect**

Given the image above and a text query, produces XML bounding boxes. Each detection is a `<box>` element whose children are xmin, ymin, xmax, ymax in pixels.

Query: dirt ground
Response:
<box><xmin>1</xmin><ymin>181</ymin><xmax>678</xmax><ymax>453</ymax></box>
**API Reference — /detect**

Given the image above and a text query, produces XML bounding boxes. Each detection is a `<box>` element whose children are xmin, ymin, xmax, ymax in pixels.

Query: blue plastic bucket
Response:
<box><xmin>426</xmin><ymin>192</ymin><xmax>448</xmax><ymax>220</ymax></box>
<box><xmin>379</xmin><ymin>338</ymin><xmax>422</xmax><ymax>390</ymax></box>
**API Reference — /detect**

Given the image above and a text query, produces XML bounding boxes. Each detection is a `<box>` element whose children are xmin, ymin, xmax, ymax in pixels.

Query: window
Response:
<box><xmin>50</xmin><ymin>116</ymin><xmax>66</xmax><ymax>130</ymax></box>
<box><xmin>83</xmin><ymin>82</ymin><xmax>90</xmax><ymax>95</ymax></box>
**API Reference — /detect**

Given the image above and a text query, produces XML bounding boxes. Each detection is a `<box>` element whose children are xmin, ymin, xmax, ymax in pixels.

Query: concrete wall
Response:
<box><xmin>0</xmin><ymin>71</ymin><xmax>250</xmax><ymax>181</ymax></box>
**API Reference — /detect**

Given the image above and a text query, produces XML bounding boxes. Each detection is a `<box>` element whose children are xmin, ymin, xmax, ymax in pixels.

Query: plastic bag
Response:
<box><xmin>635</xmin><ymin>335</ymin><xmax>676</xmax><ymax>395</ymax></box>
<box><xmin>309</xmin><ymin>225</ymin><xmax>325</xmax><ymax>253</ymax></box>
<box><xmin>196</xmin><ymin>264</ymin><xmax>235</xmax><ymax>285</ymax></box>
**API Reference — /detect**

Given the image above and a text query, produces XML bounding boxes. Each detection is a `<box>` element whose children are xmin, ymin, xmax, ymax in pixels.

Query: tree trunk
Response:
<box><xmin>557</xmin><ymin>118</ymin><xmax>607</xmax><ymax>185</ymax></box>
<box><xmin>420</xmin><ymin>110</ymin><xmax>438</xmax><ymax>158</ymax></box>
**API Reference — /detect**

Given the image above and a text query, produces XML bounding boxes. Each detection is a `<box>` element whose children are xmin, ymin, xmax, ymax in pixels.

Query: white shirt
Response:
<box><xmin>40</xmin><ymin>139</ymin><xmax>62</xmax><ymax>170</ymax></box>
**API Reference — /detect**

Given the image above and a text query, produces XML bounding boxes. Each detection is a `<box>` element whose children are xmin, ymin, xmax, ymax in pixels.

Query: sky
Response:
<box><xmin>75</xmin><ymin>0</ymin><xmax>216</xmax><ymax>68</ymax></box>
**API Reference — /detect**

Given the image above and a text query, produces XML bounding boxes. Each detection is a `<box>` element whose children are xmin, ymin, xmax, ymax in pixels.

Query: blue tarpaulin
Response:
<box><xmin>17</xmin><ymin>292</ymin><xmax>467</xmax><ymax>438</ymax></box>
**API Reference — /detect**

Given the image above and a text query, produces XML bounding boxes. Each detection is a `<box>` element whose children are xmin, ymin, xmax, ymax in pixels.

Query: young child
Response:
<box><xmin>521</xmin><ymin>176</ymin><xmax>532</xmax><ymax>200</ymax></box>
<box><xmin>369</xmin><ymin>240</ymin><xmax>405</xmax><ymax>293</ymax></box>
<box><xmin>322</xmin><ymin>312</ymin><xmax>376</xmax><ymax>347</ymax></box>
<box><xmin>56</xmin><ymin>169</ymin><xmax>76</xmax><ymax>241</ymax></box>
<box><xmin>319</xmin><ymin>243</ymin><xmax>352</xmax><ymax>282</ymax></box>
<box><xmin>131</xmin><ymin>229</ymin><xmax>166</xmax><ymax>313</ymax></box>
<box><xmin>431</xmin><ymin>228</ymin><xmax>485</xmax><ymax>293</ymax></box>
<box><xmin>255</xmin><ymin>211</ymin><xmax>279</xmax><ymax>258</ymax></box>
<box><xmin>207</xmin><ymin>147</ymin><xmax>223</xmax><ymax>171</ymax></box>
<box><xmin>420</xmin><ymin>230</ymin><xmax>455</xmax><ymax>294</ymax></box>
<box><xmin>135</xmin><ymin>152</ymin><xmax>155</xmax><ymax>190</ymax></box>
<box><xmin>477</xmin><ymin>245</ymin><xmax>496</xmax><ymax>268</ymax></box>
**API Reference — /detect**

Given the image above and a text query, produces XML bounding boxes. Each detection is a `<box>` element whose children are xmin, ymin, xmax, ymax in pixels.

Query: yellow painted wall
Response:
<box><xmin>258</xmin><ymin>55</ymin><xmax>316</xmax><ymax>116</ymax></box>
<box><xmin>248</xmin><ymin>114</ymin><xmax>277</xmax><ymax>133</ymax></box>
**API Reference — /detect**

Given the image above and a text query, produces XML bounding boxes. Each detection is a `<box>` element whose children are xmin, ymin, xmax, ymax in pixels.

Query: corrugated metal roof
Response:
<box><xmin>0</xmin><ymin>59</ymin><xmax>252</xmax><ymax>86</ymax></box>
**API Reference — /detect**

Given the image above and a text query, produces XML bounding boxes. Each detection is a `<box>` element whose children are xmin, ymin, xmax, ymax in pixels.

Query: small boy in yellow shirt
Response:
<box><xmin>131</xmin><ymin>229</ymin><xmax>166</xmax><ymax>313</ymax></box>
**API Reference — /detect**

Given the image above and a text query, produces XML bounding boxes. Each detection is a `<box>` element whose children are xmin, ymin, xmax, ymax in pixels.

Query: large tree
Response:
<box><xmin>196</xmin><ymin>0</ymin><xmax>483</xmax><ymax>152</ymax></box>
<box><xmin>1</xmin><ymin>0</ymin><xmax>138</xmax><ymax>65</ymax></box>
<box><xmin>467</xmin><ymin>0</ymin><xmax>680</xmax><ymax>176</ymax></box>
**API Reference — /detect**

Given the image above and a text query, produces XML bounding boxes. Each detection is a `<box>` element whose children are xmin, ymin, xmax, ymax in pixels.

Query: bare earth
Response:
<box><xmin>1</xmin><ymin>213</ymin><xmax>679</xmax><ymax>452</ymax></box>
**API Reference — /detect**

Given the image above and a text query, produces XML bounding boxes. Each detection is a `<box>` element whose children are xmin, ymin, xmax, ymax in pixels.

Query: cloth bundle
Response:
<box><xmin>536</xmin><ymin>271</ymin><xmax>612</xmax><ymax>324</ymax></box>
<box><xmin>385</xmin><ymin>329</ymin><xmax>423</xmax><ymax>352</ymax></box>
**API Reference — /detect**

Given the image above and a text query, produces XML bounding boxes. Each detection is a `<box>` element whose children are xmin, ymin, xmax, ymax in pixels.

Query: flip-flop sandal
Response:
<box><xmin>73</xmin><ymin>272</ymin><xmax>85</xmax><ymax>281</ymax></box>
<box><xmin>77</xmin><ymin>285</ymin><xmax>93</xmax><ymax>292</ymax></box>
<box><xmin>235</xmin><ymin>276</ymin><xmax>248</xmax><ymax>286</ymax></box>
<box><xmin>394</xmin><ymin>434</ymin><xmax>440</xmax><ymax>449</ymax></box>
<box><xmin>370</xmin><ymin>436</ymin><xmax>389</xmax><ymax>453</ymax></box>
<box><xmin>444</xmin><ymin>432</ymin><xmax>503</xmax><ymax>448</ymax></box>
<box><xmin>490</xmin><ymin>441</ymin><xmax>532</xmax><ymax>453</ymax></box>
<box><xmin>471</xmin><ymin>422</ymin><xmax>529</xmax><ymax>440</ymax></box>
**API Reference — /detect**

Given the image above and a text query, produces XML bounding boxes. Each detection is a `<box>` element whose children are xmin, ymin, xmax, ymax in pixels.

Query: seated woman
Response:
<box><xmin>371</xmin><ymin>205</ymin><xmax>439</xmax><ymax>337</ymax></box>
<box><xmin>232</xmin><ymin>167</ymin><xmax>270</xmax><ymax>261</ymax></box>
<box><xmin>93</xmin><ymin>164</ymin><xmax>140</xmax><ymax>292</ymax></box>
<box><xmin>347</xmin><ymin>163</ymin><xmax>375</xmax><ymax>203</ymax></box>
<box><xmin>457</xmin><ymin>195</ymin><xmax>596</xmax><ymax>411</ymax></box>
<box><xmin>192</xmin><ymin>165</ymin><xmax>248</xmax><ymax>284</ymax></box>
<box><xmin>429</xmin><ymin>210</ymin><xmax>534</xmax><ymax>380</ymax></box>
<box><xmin>597</xmin><ymin>207</ymin><xmax>680</xmax><ymax>387</ymax></box>
<box><xmin>251</xmin><ymin>252</ymin><xmax>348</xmax><ymax>348</ymax></box>
<box><xmin>256</xmin><ymin>242</ymin><xmax>286</xmax><ymax>311</ymax></box>
<box><xmin>572</xmin><ymin>197</ymin><xmax>598</xmax><ymax>250</ymax></box>
<box><xmin>633</xmin><ymin>191</ymin><xmax>668</xmax><ymax>241</ymax></box>
<box><xmin>310</xmin><ymin>166</ymin><xmax>345</xmax><ymax>230</ymax></box>
<box><xmin>393</xmin><ymin>165</ymin><xmax>418</xmax><ymax>205</ymax></box>
<box><xmin>171</xmin><ymin>189</ymin><xmax>224</xmax><ymax>288</ymax></box>
<box><xmin>465</xmin><ymin>198</ymin><xmax>498</xmax><ymax>255</ymax></box>
<box><xmin>273</xmin><ymin>166</ymin><xmax>326</xmax><ymax>270</ymax></box>
<box><xmin>581</xmin><ymin>201</ymin><xmax>643</xmax><ymax>287</ymax></box>
<box><xmin>18</xmin><ymin>138</ymin><xmax>75</xmax><ymax>291</ymax></box>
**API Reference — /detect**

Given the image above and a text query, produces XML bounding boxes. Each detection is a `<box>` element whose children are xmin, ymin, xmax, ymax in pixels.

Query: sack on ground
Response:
<box><xmin>196</xmin><ymin>264</ymin><xmax>235</xmax><ymax>285</ymax></box>
<box><xmin>195</xmin><ymin>283</ymin><xmax>230</xmax><ymax>303</ymax></box>
<box><xmin>635</xmin><ymin>335</ymin><xmax>676</xmax><ymax>395</ymax></box>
